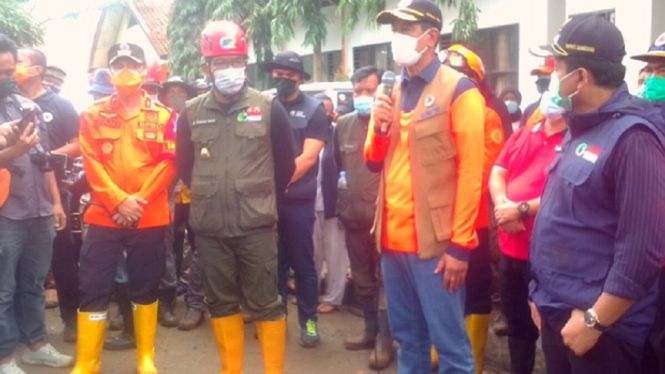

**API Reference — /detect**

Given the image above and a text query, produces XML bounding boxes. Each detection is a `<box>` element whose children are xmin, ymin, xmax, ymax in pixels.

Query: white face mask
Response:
<box><xmin>391</xmin><ymin>32</ymin><xmax>429</xmax><ymax>67</ymax></box>
<box><xmin>213</xmin><ymin>67</ymin><xmax>246</xmax><ymax>96</ymax></box>
<box><xmin>539</xmin><ymin>91</ymin><xmax>565</xmax><ymax>121</ymax></box>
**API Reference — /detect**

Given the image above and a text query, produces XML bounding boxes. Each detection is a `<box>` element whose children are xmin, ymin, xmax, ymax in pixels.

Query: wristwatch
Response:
<box><xmin>517</xmin><ymin>201</ymin><xmax>530</xmax><ymax>218</ymax></box>
<box><xmin>584</xmin><ymin>309</ymin><xmax>610</xmax><ymax>332</ymax></box>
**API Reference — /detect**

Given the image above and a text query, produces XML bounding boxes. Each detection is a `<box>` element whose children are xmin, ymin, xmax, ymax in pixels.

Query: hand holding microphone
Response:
<box><xmin>372</xmin><ymin>71</ymin><xmax>396</xmax><ymax>135</ymax></box>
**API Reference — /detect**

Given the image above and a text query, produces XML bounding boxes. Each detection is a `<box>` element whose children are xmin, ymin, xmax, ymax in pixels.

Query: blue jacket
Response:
<box><xmin>530</xmin><ymin>84</ymin><xmax>665</xmax><ymax>347</ymax></box>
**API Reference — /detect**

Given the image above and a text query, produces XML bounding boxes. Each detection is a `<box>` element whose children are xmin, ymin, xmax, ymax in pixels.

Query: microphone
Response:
<box><xmin>380</xmin><ymin>71</ymin><xmax>396</xmax><ymax>134</ymax></box>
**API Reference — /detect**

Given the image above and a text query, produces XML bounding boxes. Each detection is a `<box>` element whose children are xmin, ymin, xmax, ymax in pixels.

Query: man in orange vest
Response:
<box><xmin>367</xmin><ymin>1</ymin><xmax>486</xmax><ymax>372</ymax></box>
<box><xmin>71</xmin><ymin>43</ymin><xmax>176</xmax><ymax>374</ymax></box>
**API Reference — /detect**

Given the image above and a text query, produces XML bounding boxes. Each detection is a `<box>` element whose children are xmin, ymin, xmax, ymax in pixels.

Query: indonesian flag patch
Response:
<box><xmin>576</xmin><ymin>143</ymin><xmax>601</xmax><ymax>163</ymax></box>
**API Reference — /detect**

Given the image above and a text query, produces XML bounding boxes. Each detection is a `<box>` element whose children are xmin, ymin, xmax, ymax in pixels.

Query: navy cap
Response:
<box><xmin>88</xmin><ymin>68</ymin><xmax>115</xmax><ymax>96</ymax></box>
<box><xmin>264</xmin><ymin>51</ymin><xmax>311</xmax><ymax>80</ymax></box>
<box><xmin>548</xmin><ymin>14</ymin><xmax>626</xmax><ymax>63</ymax></box>
<box><xmin>376</xmin><ymin>0</ymin><xmax>443</xmax><ymax>31</ymax></box>
<box><xmin>631</xmin><ymin>32</ymin><xmax>665</xmax><ymax>62</ymax></box>
<box><xmin>108</xmin><ymin>43</ymin><xmax>146</xmax><ymax>65</ymax></box>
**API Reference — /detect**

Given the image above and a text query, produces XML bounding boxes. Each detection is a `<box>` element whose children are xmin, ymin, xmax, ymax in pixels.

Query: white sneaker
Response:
<box><xmin>21</xmin><ymin>343</ymin><xmax>74</xmax><ymax>368</ymax></box>
<box><xmin>0</xmin><ymin>359</ymin><xmax>26</xmax><ymax>374</ymax></box>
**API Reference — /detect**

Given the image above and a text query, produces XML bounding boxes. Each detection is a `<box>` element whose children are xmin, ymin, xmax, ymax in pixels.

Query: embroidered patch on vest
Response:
<box><xmin>424</xmin><ymin>95</ymin><xmax>435</xmax><ymax>107</ymax></box>
<box><xmin>238</xmin><ymin>107</ymin><xmax>263</xmax><ymax>122</ymax></box>
<box><xmin>192</xmin><ymin>119</ymin><xmax>216</xmax><ymax>126</ymax></box>
<box><xmin>576</xmin><ymin>143</ymin><xmax>601</xmax><ymax>163</ymax></box>
<box><xmin>289</xmin><ymin>110</ymin><xmax>306</xmax><ymax>118</ymax></box>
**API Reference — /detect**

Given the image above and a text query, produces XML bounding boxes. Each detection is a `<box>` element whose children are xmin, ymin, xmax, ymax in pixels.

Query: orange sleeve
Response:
<box><xmin>137</xmin><ymin>110</ymin><xmax>177</xmax><ymax>203</ymax></box>
<box><xmin>363</xmin><ymin>113</ymin><xmax>391</xmax><ymax>164</ymax></box>
<box><xmin>450</xmin><ymin>88</ymin><xmax>486</xmax><ymax>249</ymax></box>
<box><xmin>79</xmin><ymin>109</ymin><xmax>128</xmax><ymax>213</ymax></box>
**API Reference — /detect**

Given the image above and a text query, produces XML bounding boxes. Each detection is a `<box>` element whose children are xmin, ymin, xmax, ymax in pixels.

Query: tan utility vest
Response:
<box><xmin>185</xmin><ymin>88</ymin><xmax>277</xmax><ymax>238</ymax></box>
<box><xmin>374</xmin><ymin>65</ymin><xmax>463</xmax><ymax>259</ymax></box>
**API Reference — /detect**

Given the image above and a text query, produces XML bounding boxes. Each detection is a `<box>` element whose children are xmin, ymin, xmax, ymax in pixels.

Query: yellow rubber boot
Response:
<box><xmin>70</xmin><ymin>311</ymin><xmax>107</xmax><ymax>374</ymax></box>
<box><xmin>134</xmin><ymin>302</ymin><xmax>159</xmax><ymax>374</ymax></box>
<box><xmin>431</xmin><ymin>346</ymin><xmax>439</xmax><ymax>370</ymax></box>
<box><xmin>256</xmin><ymin>317</ymin><xmax>286</xmax><ymax>374</ymax></box>
<box><xmin>210</xmin><ymin>313</ymin><xmax>245</xmax><ymax>374</ymax></box>
<box><xmin>466</xmin><ymin>314</ymin><xmax>491</xmax><ymax>374</ymax></box>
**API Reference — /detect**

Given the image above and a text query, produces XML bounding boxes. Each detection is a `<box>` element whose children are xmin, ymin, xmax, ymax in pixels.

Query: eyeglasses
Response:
<box><xmin>210</xmin><ymin>58</ymin><xmax>247</xmax><ymax>70</ymax></box>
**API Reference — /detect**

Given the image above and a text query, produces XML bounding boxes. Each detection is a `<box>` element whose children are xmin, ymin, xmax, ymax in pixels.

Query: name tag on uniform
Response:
<box><xmin>99</xmin><ymin>112</ymin><xmax>120</xmax><ymax>128</ymax></box>
<box><xmin>420</xmin><ymin>107</ymin><xmax>441</xmax><ymax>120</ymax></box>
<box><xmin>192</xmin><ymin>119</ymin><xmax>216</xmax><ymax>126</ymax></box>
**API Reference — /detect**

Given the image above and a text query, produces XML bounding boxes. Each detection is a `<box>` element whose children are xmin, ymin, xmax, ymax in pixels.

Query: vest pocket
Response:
<box><xmin>189</xmin><ymin>180</ymin><xmax>223</xmax><ymax>234</ymax></box>
<box><xmin>91</xmin><ymin>127</ymin><xmax>122</xmax><ymax>158</ymax></box>
<box><xmin>414</xmin><ymin>120</ymin><xmax>457</xmax><ymax>166</ymax></box>
<box><xmin>235</xmin><ymin>122</ymin><xmax>267</xmax><ymax>138</ymax></box>
<box><xmin>235</xmin><ymin>177</ymin><xmax>277</xmax><ymax>230</ymax></box>
<box><xmin>427</xmin><ymin>192</ymin><xmax>454</xmax><ymax>242</ymax></box>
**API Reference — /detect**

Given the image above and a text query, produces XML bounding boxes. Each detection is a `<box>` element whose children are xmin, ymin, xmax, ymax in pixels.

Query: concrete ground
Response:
<box><xmin>16</xmin><ymin>301</ymin><xmax>545</xmax><ymax>374</ymax></box>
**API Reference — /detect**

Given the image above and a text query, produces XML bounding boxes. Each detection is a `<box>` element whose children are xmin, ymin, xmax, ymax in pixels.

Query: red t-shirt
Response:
<box><xmin>494</xmin><ymin>122</ymin><xmax>565</xmax><ymax>260</ymax></box>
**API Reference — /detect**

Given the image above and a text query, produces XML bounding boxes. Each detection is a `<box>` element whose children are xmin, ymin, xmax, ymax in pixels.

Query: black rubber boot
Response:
<box><xmin>508</xmin><ymin>337</ymin><xmax>536</xmax><ymax>374</ymax></box>
<box><xmin>158</xmin><ymin>288</ymin><xmax>178</xmax><ymax>328</ymax></box>
<box><xmin>104</xmin><ymin>283</ymin><xmax>136</xmax><ymax>350</ymax></box>
<box><xmin>344</xmin><ymin>311</ymin><xmax>378</xmax><ymax>351</ymax></box>
<box><xmin>369</xmin><ymin>311</ymin><xmax>394</xmax><ymax>369</ymax></box>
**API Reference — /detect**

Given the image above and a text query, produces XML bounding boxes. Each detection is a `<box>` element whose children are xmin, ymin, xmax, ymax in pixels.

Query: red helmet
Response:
<box><xmin>201</xmin><ymin>21</ymin><xmax>248</xmax><ymax>58</ymax></box>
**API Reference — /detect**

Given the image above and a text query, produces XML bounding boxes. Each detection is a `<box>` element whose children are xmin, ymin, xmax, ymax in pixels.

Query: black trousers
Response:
<box><xmin>345</xmin><ymin>228</ymin><xmax>380</xmax><ymax>314</ymax></box>
<box><xmin>78</xmin><ymin>225</ymin><xmax>166</xmax><ymax>311</ymax></box>
<box><xmin>465</xmin><ymin>228</ymin><xmax>492</xmax><ymax>315</ymax></box>
<box><xmin>642</xmin><ymin>269</ymin><xmax>665</xmax><ymax>374</ymax></box>
<box><xmin>542</xmin><ymin>310</ymin><xmax>642</xmax><ymax>374</ymax></box>
<box><xmin>51</xmin><ymin>191</ymin><xmax>80</xmax><ymax>326</ymax></box>
<box><xmin>173</xmin><ymin>202</ymin><xmax>195</xmax><ymax>279</ymax></box>
<box><xmin>500</xmin><ymin>253</ymin><xmax>539</xmax><ymax>374</ymax></box>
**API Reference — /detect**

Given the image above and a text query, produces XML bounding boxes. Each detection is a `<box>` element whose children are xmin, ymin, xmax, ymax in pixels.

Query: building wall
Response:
<box><xmin>251</xmin><ymin>0</ymin><xmax>658</xmax><ymax>106</ymax></box>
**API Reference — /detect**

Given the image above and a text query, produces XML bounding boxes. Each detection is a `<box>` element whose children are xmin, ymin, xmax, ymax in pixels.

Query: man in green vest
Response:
<box><xmin>335</xmin><ymin>65</ymin><xmax>393</xmax><ymax>369</ymax></box>
<box><xmin>175</xmin><ymin>21</ymin><xmax>297</xmax><ymax>374</ymax></box>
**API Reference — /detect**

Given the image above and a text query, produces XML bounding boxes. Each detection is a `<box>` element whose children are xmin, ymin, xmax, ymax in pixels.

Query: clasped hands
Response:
<box><xmin>113</xmin><ymin>195</ymin><xmax>148</xmax><ymax>227</ymax></box>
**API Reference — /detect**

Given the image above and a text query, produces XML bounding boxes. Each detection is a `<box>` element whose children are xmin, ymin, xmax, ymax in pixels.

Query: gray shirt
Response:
<box><xmin>0</xmin><ymin>93</ymin><xmax>53</xmax><ymax>220</ymax></box>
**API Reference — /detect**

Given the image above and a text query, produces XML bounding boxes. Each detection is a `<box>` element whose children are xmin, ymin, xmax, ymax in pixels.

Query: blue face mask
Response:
<box><xmin>354</xmin><ymin>96</ymin><xmax>373</xmax><ymax>117</ymax></box>
<box><xmin>504</xmin><ymin>100</ymin><xmax>519</xmax><ymax>114</ymax></box>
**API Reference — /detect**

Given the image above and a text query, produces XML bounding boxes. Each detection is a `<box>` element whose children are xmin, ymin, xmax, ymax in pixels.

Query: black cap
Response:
<box><xmin>162</xmin><ymin>76</ymin><xmax>196</xmax><ymax>99</ymax></box>
<box><xmin>264</xmin><ymin>51</ymin><xmax>311</xmax><ymax>80</ymax></box>
<box><xmin>376</xmin><ymin>0</ymin><xmax>443</xmax><ymax>31</ymax></box>
<box><xmin>548</xmin><ymin>14</ymin><xmax>626</xmax><ymax>63</ymax></box>
<box><xmin>108</xmin><ymin>43</ymin><xmax>146</xmax><ymax>65</ymax></box>
<box><xmin>631</xmin><ymin>32</ymin><xmax>665</xmax><ymax>62</ymax></box>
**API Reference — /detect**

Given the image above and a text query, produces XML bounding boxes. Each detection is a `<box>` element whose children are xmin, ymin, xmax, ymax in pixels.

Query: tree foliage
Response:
<box><xmin>338</xmin><ymin>0</ymin><xmax>479</xmax><ymax>42</ymax></box>
<box><xmin>168</xmin><ymin>0</ymin><xmax>480</xmax><ymax>81</ymax></box>
<box><xmin>167</xmin><ymin>0</ymin><xmax>207</xmax><ymax>80</ymax></box>
<box><xmin>0</xmin><ymin>0</ymin><xmax>44</xmax><ymax>47</ymax></box>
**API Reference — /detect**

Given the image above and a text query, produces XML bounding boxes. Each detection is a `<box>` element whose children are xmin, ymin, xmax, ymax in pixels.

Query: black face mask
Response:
<box><xmin>536</xmin><ymin>77</ymin><xmax>551</xmax><ymax>95</ymax></box>
<box><xmin>274</xmin><ymin>78</ymin><xmax>298</xmax><ymax>98</ymax></box>
<box><xmin>0</xmin><ymin>78</ymin><xmax>17</xmax><ymax>98</ymax></box>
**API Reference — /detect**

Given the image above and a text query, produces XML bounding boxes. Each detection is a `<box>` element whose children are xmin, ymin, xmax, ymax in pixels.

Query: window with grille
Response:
<box><xmin>439</xmin><ymin>24</ymin><xmax>520</xmax><ymax>95</ymax></box>
<box><xmin>324</xmin><ymin>50</ymin><xmax>342</xmax><ymax>81</ymax></box>
<box><xmin>353</xmin><ymin>43</ymin><xmax>396</xmax><ymax>74</ymax></box>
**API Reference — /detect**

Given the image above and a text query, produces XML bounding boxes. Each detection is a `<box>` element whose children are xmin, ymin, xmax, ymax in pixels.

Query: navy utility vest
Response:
<box><xmin>282</xmin><ymin>94</ymin><xmax>323</xmax><ymax>201</ymax></box>
<box><xmin>531</xmin><ymin>103</ymin><xmax>665</xmax><ymax>346</ymax></box>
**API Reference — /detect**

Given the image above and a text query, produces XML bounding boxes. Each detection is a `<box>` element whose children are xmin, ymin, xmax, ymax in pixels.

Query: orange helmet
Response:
<box><xmin>201</xmin><ymin>21</ymin><xmax>248</xmax><ymax>58</ymax></box>
<box><xmin>444</xmin><ymin>44</ymin><xmax>486</xmax><ymax>81</ymax></box>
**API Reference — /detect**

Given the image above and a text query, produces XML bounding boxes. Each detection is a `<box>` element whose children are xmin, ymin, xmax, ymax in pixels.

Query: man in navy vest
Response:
<box><xmin>529</xmin><ymin>15</ymin><xmax>665</xmax><ymax>373</ymax></box>
<box><xmin>631</xmin><ymin>31</ymin><xmax>665</xmax><ymax>374</ymax></box>
<box><xmin>265</xmin><ymin>51</ymin><xmax>331</xmax><ymax>348</ymax></box>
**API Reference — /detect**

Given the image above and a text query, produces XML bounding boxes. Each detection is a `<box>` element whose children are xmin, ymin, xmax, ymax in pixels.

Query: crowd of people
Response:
<box><xmin>2</xmin><ymin>0</ymin><xmax>665</xmax><ymax>373</ymax></box>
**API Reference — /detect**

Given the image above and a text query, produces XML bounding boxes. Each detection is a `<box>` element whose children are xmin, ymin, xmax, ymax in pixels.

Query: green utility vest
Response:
<box><xmin>185</xmin><ymin>88</ymin><xmax>277</xmax><ymax>238</ymax></box>
<box><xmin>335</xmin><ymin>112</ymin><xmax>380</xmax><ymax>230</ymax></box>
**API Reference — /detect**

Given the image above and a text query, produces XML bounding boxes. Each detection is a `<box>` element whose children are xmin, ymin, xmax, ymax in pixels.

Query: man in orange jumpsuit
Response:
<box><xmin>71</xmin><ymin>43</ymin><xmax>176</xmax><ymax>374</ymax></box>
<box><xmin>441</xmin><ymin>44</ymin><xmax>509</xmax><ymax>374</ymax></box>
